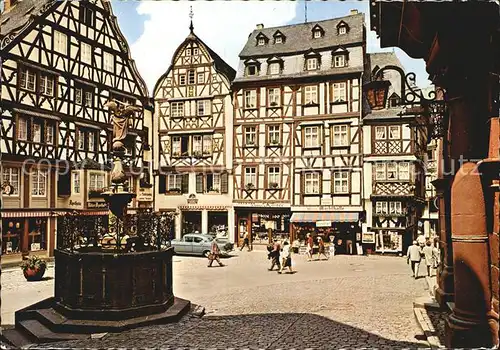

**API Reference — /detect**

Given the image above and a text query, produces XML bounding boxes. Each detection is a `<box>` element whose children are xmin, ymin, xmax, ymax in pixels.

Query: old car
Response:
<box><xmin>170</xmin><ymin>234</ymin><xmax>233</xmax><ymax>257</ymax></box>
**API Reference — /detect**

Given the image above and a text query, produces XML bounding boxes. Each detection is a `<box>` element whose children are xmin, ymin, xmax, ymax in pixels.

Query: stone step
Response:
<box><xmin>18</xmin><ymin>319</ymin><xmax>89</xmax><ymax>343</ymax></box>
<box><xmin>1</xmin><ymin>328</ymin><xmax>35</xmax><ymax>349</ymax></box>
<box><xmin>31</xmin><ymin>297</ymin><xmax>191</xmax><ymax>334</ymax></box>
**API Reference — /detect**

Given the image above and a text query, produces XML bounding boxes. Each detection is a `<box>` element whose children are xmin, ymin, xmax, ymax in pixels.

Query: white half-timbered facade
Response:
<box><xmin>153</xmin><ymin>25</ymin><xmax>236</xmax><ymax>240</ymax></box>
<box><xmin>0</xmin><ymin>0</ymin><xmax>152</xmax><ymax>260</ymax></box>
<box><xmin>361</xmin><ymin>52</ymin><xmax>427</xmax><ymax>254</ymax></box>
<box><xmin>233</xmin><ymin>10</ymin><xmax>365</xmax><ymax>250</ymax></box>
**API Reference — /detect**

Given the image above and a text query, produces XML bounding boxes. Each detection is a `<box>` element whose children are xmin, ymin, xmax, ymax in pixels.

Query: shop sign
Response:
<box><xmin>87</xmin><ymin>201</ymin><xmax>108</xmax><ymax>209</ymax></box>
<box><xmin>316</xmin><ymin>220</ymin><xmax>332</xmax><ymax>227</ymax></box>
<box><xmin>69</xmin><ymin>200</ymin><xmax>82</xmax><ymax>207</ymax></box>
<box><xmin>294</xmin><ymin>205</ymin><xmax>362</xmax><ymax>212</ymax></box>
<box><xmin>362</xmin><ymin>232</ymin><xmax>376</xmax><ymax>244</ymax></box>
<box><xmin>137</xmin><ymin>187</ymin><xmax>153</xmax><ymax>202</ymax></box>
<box><xmin>187</xmin><ymin>194</ymin><xmax>198</xmax><ymax>204</ymax></box>
<box><xmin>233</xmin><ymin>200</ymin><xmax>287</xmax><ymax>208</ymax></box>
<box><xmin>320</xmin><ymin>198</ymin><xmax>333</xmax><ymax>206</ymax></box>
<box><xmin>31</xmin><ymin>243</ymin><xmax>41</xmax><ymax>251</ymax></box>
<box><xmin>1</xmin><ymin>182</ymin><xmax>14</xmax><ymax>195</ymax></box>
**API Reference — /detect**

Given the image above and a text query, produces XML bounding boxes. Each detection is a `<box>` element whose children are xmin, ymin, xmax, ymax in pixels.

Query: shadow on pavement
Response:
<box><xmin>37</xmin><ymin>312</ymin><xmax>427</xmax><ymax>349</ymax></box>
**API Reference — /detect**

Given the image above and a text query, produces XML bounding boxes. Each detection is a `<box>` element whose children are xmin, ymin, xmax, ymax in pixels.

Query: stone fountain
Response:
<box><xmin>1</xmin><ymin>100</ymin><xmax>190</xmax><ymax>348</ymax></box>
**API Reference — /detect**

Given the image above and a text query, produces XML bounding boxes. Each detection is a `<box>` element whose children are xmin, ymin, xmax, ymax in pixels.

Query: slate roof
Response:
<box><xmin>0</xmin><ymin>0</ymin><xmax>50</xmax><ymax>37</ymax></box>
<box><xmin>239</xmin><ymin>13</ymin><xmax>365</xmax><ymax>58</ymax></box>
<box><xmin>367</xmin><ymin>52</ymin><xmax>403</xmax><ymax>72</ymax></box>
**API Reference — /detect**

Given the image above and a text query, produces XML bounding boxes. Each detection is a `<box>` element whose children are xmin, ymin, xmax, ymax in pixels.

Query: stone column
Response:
<box><xmin>201</xmin><ymin>210</ymin><xmax>208</xmax><ymax>234</ymax></box>
<box><xmin>445</xmin><ymin>71</ymin><xmax>495</xmax><ymax>348</ymax></box>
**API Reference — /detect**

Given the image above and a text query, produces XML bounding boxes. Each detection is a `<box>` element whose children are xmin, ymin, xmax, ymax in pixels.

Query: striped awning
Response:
<box><xmin>290</xmin><ymin>212</ymin><xmax>359</xmax><ymax>223</ymax></box>
<box><xmin>1</xmin><ymin>211</ymin><xmax>52</xmax><ymax>218</ymax></box>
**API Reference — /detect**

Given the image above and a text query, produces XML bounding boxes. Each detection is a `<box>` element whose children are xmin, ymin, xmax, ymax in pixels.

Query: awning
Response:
<box><xmin>290</xmin><ymin>212</ymin><xmax>359</xmax><ymax>223</ymax></box>
<box><xmin>1</xmin><ymin>211</ymin><xmax>53</xmax><ymax>218</ymax></box>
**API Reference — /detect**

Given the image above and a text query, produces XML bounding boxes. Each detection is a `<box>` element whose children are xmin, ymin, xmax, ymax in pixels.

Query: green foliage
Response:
<box><xmin>20</xmin><ymin>255</ymin><xmax>47</xmax><ymax>272</ymax></box>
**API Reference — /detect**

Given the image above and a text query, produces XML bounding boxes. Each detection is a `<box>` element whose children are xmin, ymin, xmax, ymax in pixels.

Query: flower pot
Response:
<box><xmin>23</xmin><ymin>266</ymin><xmax>46</xmax><ymax>281</ymax></box>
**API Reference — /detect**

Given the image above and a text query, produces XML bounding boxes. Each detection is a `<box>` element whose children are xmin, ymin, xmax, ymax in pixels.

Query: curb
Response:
<box><xmin>413</xmin><ymin>296</ymin><xmax>445</xmax><ymax>349</ymax></box>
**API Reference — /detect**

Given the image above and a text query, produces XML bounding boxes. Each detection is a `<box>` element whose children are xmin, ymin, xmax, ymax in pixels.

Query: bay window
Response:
<box><xmin>89</xmin><ymin>173</ymin><xmax>105</xmax><ymax>191</ymax></box>
<box><xmin>375</xmin><ymin>126</ymin><xmax>386</xmax><ymax>140</ymax></box>
<box><xmin>375</xmin><ymin>163</ymin><xmax>386</xmax><ymax>180</ymax></box>
<box><xmin>389</xmin><ymin>126</ymin><xmax>400</xmax><ymax>139</ymax></box>
<box><xmin>399</xmin><ymin>162</ymin><xmax>410</xmax><ymax>180</ymax></box>
<box><xmin>387</xmin><ymin>163</ymin><xmax>397</xmax><ymax>179</ymax></box>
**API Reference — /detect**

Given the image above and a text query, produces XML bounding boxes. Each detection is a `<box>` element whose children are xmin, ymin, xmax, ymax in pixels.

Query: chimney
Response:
<box><xmin>256</xmin><ymin>23</ymin><xmax>264</xmax><ymax>30</ymax></box>
<box><xmin>350</xmin><ymin>9</ymin><xmax>358</xmax><ymax>15</ymax></box>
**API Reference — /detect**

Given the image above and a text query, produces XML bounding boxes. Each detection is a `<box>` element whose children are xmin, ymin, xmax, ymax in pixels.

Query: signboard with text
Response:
<box><xmin>137</xmin><ymin>187</ymin><xmax>153</xmax><ymax>202</ymax></box>
<box><xmin>316</xmin><ymin>221</ymin><xmax>332</xmax><ymax>227</ymax></box>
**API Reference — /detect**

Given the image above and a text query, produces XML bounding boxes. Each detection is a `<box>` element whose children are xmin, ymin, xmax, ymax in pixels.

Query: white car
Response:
<box><xmin>170</xmin><ymin>234</ymin><xmax>234</xmax><ymax>257</ymax></box>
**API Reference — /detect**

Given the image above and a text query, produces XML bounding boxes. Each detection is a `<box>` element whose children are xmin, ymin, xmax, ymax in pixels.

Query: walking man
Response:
<box><xmin>240</xmin><ymin>231</ymin><xmax>251</xmax><ymax>251</ymax></box>
<box><xmin>268</xmin><ymin>239</ymin><xmax>281</xmax><ymax>271</ymax></box>
<box><xmin>306</xmin><ymin>233</ymin><xmax>314</xmax><ymax>261</ymax></box>
<box><xmin>422</xmin><ymin>240</ymin><xmax>434</xmax><ymax>277</ymax></box>
<box><xmin>407</xmin><ymin>240</ymin><xmax>422</xmax><ymax>278</ymax></box>
<box><xmin>207</xmin><ymin>240</ymin><xmax>224</xmax><ymax>267</ymax></box>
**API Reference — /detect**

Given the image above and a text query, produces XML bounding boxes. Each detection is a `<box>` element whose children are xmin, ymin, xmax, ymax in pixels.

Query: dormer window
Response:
<box><xmin>275</xmin><ymin>36</ymin><xmax>283</xmax><ymax>44</ymax></box>
<box><xmin>273</xmin><ymin>30</ymin><xmax>286</xmax><ymax>44</ymax></box>
<box><xmin>311</xmin><ymin>24</ymin><xmax>325</xmax><ymax>39</ymax></box>
<box><xmin>247</xmin><ymin>65</ymin><xmax>258</xmax><ymax>76</ymax></box>
<box><xmin>258</xmin><ymin>38</ymin><xmax>265</xmax><ymax>46</ymax></box>
<box><xmin>269</xmin><ymin>63</ymin><xmax>280</xmax><ymax>75</ymax></box>
<box><xmin>306</xmin><ymin>58</ymin><xmax>318</xmax><ymax>71</ymax></box>
<box><xmin>334</xmin><ymin>55</ymin><xmax>345</xmax><ymax>67</ymax></box>
<box><xmin>336</xmin><ymin>21</ymin><xmax>349</xmax><ymax>35</ymax></box>
<box><xmin>314</xmin><ymin>30</ymin><xmax>322</xmax><ymax>39</ymax></box>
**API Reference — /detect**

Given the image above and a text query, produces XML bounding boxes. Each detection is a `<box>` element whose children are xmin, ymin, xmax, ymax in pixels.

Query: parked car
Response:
<box><xmin>170</xmin><ymin>234</ymin><xmax>234</xmax><ymax>257</ymax></box>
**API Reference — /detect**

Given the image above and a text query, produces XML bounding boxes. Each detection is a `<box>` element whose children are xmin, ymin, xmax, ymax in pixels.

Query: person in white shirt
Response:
<box><xmin>278</xmin><ymin>240</ymin><xmax>293</xmax><ymax>274</ymax></box>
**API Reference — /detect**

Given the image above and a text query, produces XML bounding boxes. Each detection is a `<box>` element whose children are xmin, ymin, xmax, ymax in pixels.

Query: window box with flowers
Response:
<box><xmin>168</xmin><ymin>188</ymin><xmax>181</xmax><ymax>194</ymax></box>
<box><xmin>245</xmin><ymin>183</ymin><xmax>256</xmax><ymax>191</ymax></box>
<box><xmin>202</xmin><ymin>150</ymin><xmax>212</xmax><ymax>157</ymax></box>
<box><xmin>172</xmin><ymin>151</ymin><xmax>181</xmax><ymax>158</ymax></box>
<box><xmin>268</xmin><ymin>182</ymin><xmax>280</xmax><ymax>189</ymax></box>
<box><xmin>244</xmin><ymin>140</ymin><xmax>257</xmax><ymax>149</ymax></box>
<box><xmin>192</xmin><ymin>151</ymin><xmax>203</xmax><ymax>158</ymax></box>
<box><xmin>208</xmin><ymin>187</ymin><xmax>220</xmax><ymax>194</ymax></box>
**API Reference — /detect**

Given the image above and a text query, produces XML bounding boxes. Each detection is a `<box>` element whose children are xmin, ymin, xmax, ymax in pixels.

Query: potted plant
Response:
<box><xmin>172</xmin><ymin>151</ymin><xmax>181</xmax><ymax>157</ymax></box>
<box><xmin>88</xmin><ymin>188</ymin><xmax>105</xmax><ymax>199</ymax></box>
<box><xmin>208</xmin><ymin>187</ymin><xmax>219</xmax><ymax>193</ymax></box>
<box><xmin>193</xmin><ymin>151</ymin><xmax>202</xmax><ymax>157</ymax></box>
<box><xmin>270</xmin><ymin>139</ymin><xmax>280</xmax><ymax>145</ymax></box>
<box><xmin>245</xmin><ymin>183</ymin><xmax>255</xmax><ymax>190</ymax></box>
<box><xmin>203</xmin><ymin>150</ymin><xmax>212</xmax><ymax>156</ymax></box>
<box><xmin>269</xmin><ymin>182</ymin><xmax>279</xmax><ymax>189</ymax></box>
<box><xmin>21</xmin><ymin>255</ymin><xmax>47</xmax><ymax>281</ymax></box>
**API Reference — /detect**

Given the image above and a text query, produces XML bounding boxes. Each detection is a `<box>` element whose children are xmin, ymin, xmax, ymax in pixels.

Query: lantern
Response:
<box><xmin>363</xmin><ymin>79</ymin><xmax>391</xmax><ymax>110</ymax></box>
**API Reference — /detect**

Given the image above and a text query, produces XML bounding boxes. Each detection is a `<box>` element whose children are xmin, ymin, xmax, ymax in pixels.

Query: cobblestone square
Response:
<box><xmin>2</xmin><ymin>250</ymin><xmax>431</xmax><ymax>348</ymax></box>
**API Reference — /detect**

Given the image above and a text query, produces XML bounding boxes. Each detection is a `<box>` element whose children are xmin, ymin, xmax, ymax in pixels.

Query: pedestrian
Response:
<box><xmin>417</xmin><ymin>233</ymin><xmax>426</xmax><ymax>248</ymax></box>
<box><xmin>432</xmin><ymin>237</ymin><xmax>440</xmax><ymax>271</ymax></box>
<box><xmin>407</xmin><ymin>240</ymin><xmax>422</xmax><ymax>279</ymax></box>
<box><xmin>279</xmin><ymin>240</ymin><xmax>293</xmax><ymax>274</ymax></box>
<box><xmin>240</xmin><ymin>231</ymin><xmax>251</xmax><ymax>251</ymax></box>
<box><xmin>268</xmin><ymin>239</ymin><xmax>281</xmax><ymax>271</ymax></box>
<box><xmin>306</xmin><ymin>233</ymin><xmax>314</xmax><ymax>261</ymax></box>
<box><xmin>207</xmin><ymin>239</ymin><xmax>224</xmax><ymax>267</ymax></box>
<box><xmin>317</xmin><ymin>237</ymin><xmax>329</xmax><ymax>260</ymax></box>
<box><xmin>422</xmin><ymin>240</ymin><xmax>434</xmax><ymax>277</ymax></box>
<box><xmin>329</xmin><ymin>239</ymin><xmax>336</xmax><ymax>257</ymax></box>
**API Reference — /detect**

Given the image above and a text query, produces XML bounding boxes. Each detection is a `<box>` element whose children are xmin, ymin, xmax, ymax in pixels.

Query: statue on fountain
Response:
<box><xmin>104</xmin><ymin>99</ymin><xmax>142</xmax><ymax>153</ymax></box>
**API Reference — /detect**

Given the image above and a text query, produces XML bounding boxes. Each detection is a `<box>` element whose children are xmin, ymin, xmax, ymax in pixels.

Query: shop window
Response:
<box><xmin>376</xmin><ymin>231</ymin><xmax>402</xmax><ymax>252</ymax></box>
<box><xmin>2</xmin><ymin>167</ymin><xmax>20</xmax><ymax>195</ymax></box>
<box><xmin>2</xmin><ymin>220</ymin><xmax>22</xmax><ymax>254</ymax></box>
<box><xmin>332</xmin><ymin>124</ymin><xmax>349</xmax><ymax>147</ymax></box>
<box><xmin>31</xmin><ymin>169</ymin><xmax>47</xmax><ymax>197</ymax></box>
<box><xmin>333</xmin><ymin>171</ymin><xmax>349</xmax><ymax>194</ymax></box>
<box><xmin>208</xmin><ymin>212</ymin><xmax>228</xmax><ymax>237</ymax></box>
<box><xmin>182</xmin><ymin>211</ymin><xmax>202</xmax><ymax>235</ymax></box>
<box><xmin>28</xmin><ymin>218</ymin><xmax>47</xmax><ymax>252</ymax></box>
<box><xmin>304</xmin><ymin>172</ymin><xmax>320</xmax><ymax>194</ymax></box>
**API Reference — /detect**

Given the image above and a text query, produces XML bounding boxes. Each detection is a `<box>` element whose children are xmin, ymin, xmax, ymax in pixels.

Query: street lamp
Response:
<box><xmin>363</xmin><ymin>65</ymin><xmax>448</xmax><ymax>140</ymax></box>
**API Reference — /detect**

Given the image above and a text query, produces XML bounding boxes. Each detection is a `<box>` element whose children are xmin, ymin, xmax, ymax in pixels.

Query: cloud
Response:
<box><xmin>129</xmin><ymin>1</ymin><xmax>297</xmax><ymax>94</ymax></box>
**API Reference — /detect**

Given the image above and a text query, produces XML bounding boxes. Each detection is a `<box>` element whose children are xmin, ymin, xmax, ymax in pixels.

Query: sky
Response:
<box><xmin>111</xmin><ymin>1</ymin><xmax>432</xmax><ymax>95</ymax></box>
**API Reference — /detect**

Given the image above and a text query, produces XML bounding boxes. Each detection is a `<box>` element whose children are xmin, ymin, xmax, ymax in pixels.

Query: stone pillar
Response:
<box><xmin>445</xmin><ymin>71</ymin><xmax>495</xmax><ymax>347</ymax></box>
<box><xmin>201</xmin><ymin>210</ymin><xmax>208</xmax><ymax>234</ymax></box>
<box><xmin>175</xmin><ymin>211</ymin><xmax>182</xmax><ymax>239</ymax></box>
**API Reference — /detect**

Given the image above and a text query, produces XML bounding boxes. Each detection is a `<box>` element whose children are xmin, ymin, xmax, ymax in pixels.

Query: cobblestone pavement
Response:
<box><xmin>3</xmin><ymin>250</ymin><xmax>431</xmax><ymax>349</ymax></box>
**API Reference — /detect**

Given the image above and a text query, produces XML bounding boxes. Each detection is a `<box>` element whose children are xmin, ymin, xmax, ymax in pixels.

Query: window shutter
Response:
<box><xmin>196</xmin><ymin>174</ymin><xmax>204</xmax><ymax>193</ymax></box>
<box><xmin>57</xmin><ymin>171</ymin><xmax>71</xmax><ymax>197</ymax></box>
<box><xmin>158</xmin><ymin>175</ymin><xmax>166</xmax><ymax>193</ymax></box>
<box><xmin>181</xmin><ymin>174</ymin><xmax>189</xmax><ymax>193</ymax></box>
<box><xmin>221</xmin><ymin>172</ymin><xmax>228</xmax><ymax>194</ymax></box>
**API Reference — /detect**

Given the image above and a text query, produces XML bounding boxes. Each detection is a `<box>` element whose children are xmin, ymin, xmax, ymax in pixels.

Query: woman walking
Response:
<box><xmin>207</xmin><ymin>240</ymin><xmax>224</xmax><ymax>267</ymax></box>
<box><xmin>279</xmin><ymin>240</ymin><xmax>293</xmax><ymax>274</ymax></box>
<box><xmin>306</xmin><ymin>233</ymin><xmax>314</xmax><ymax>261</ymax></box>
<box><xmin>317</xmin><ymin>237</ymin><xmax>329</xmax><ymax>260</ymax></box>
<box><xmin>422</xmin><ymin>240</ymin><xmax>434</xmax><ymax>277</ymax></box>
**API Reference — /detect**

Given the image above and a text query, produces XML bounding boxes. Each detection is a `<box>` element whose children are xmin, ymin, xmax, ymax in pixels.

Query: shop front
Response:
<box><xmin>290</xmin><ymin>212</ymin><xmax>361</xmax><ymax>255</ymax></box>
<box><xmin>1</xmin><ymin>211</ymin><xmax>54</xmax><ymax>259</ymax></box>
<box><xmin>235</xmin><ymin>208</ymin><xmax>291</xmax><ymax>247</ymax></box>
<box><xmin>178</xmin><ymin>205</ymin><xmax>232</xmax><ymax>239</ymax></box>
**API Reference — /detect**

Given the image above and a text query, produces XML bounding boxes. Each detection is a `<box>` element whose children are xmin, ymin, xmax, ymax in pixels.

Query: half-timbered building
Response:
<box><xmin>233</xmin><ymin>10</ymin><xmax>365</xmax><ymax>250</ymax></box>
<box><xmin>0</xmin><ymin>0</ymin><xmax>152</xmax><ymax>260</ymax></box>
<box><xmin>153</xmin><ymin>22</ymin><xmax>236</xmax><ymax>240</ymax></box>
<box><xmin>361</xmin><ymin>52</ymin><xmax>427</xmax><ymax>254</ymax></box>
<box><xmin>421</xmin><ymin>137</ymin><xmax>439</xmax><ymax>241</ymax></box>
